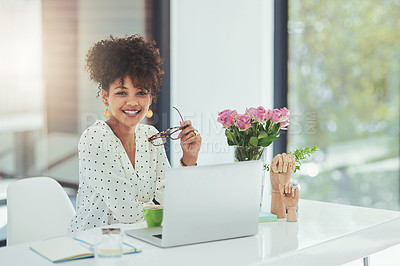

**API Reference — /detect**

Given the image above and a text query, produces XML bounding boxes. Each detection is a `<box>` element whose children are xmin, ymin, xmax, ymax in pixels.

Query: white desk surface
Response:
<box><xmin>1</xmin><ymin>199</ymin><xmax>400</xmax><ymax>266</ymax></box>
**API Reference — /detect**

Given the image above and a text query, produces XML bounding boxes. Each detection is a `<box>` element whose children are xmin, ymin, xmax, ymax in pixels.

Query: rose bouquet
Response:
<box><xmin>217</xmin><ymin>106</ymin><xmax>290</xmax><ymax>161</ymax></box>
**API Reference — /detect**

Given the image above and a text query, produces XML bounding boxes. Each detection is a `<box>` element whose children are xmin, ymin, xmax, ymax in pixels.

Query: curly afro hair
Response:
<box><xmin>85</xmin><ymin>34</ymin><xmax>163</xmax><ymax>102</ymax></box>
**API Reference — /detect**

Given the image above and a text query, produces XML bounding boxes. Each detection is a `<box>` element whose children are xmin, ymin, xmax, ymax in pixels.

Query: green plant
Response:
<box><xmin>289</xmin><ymin>146</ymin><xmax>319</xmax><ymax>173</ymax></box>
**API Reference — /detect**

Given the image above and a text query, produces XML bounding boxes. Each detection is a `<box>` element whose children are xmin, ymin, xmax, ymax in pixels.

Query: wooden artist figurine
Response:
<box><xmin>270</xmin><ymin>153</ymin><xmax>299</xmax><ymax>221</ymax></box>
<box><xmin>279</xmin><ymin>182</ymin><xmax>299</xmax><ymax>222</ymax></box>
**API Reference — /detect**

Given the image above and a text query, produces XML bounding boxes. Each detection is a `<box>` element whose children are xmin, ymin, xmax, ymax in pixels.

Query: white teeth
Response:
<box><xmin>124</xmin><ymin>110</ymin><xmax>140</xmax><ymax>114</ymax></box>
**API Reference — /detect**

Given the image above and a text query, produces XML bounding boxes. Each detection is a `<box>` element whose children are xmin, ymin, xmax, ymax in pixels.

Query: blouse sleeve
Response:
<box><xmin>78</xmin><ymin>129</ymin><xmax>148</xmax><ymax>223</ymax></box>
<box><xmin>148</xmin><ymin>126</ymin><xmax>170</xmax><ymax>205</ymax></box>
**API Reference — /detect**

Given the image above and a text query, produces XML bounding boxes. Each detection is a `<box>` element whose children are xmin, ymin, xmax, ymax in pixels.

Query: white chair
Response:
<box><xmin>6</xmin><ymin>177</ymin><xmax>76</xmax><ymax>246</ymax></box>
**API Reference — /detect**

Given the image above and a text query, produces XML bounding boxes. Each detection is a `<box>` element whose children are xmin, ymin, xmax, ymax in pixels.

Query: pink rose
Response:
<box><xmin>217</xmin><ymin>109</ymin><xmax>231</xmax><ymax>120</ymax></box>
<box><xmin>280</xmin><ymin>118</ymin><xmax>290</xmax><ymax>129</ymax></box>
<box><xmin>280</xmin><ymin>107</ymin><xmax>290</xmax><ymax>121</ymax></box>
<box><xmin>235</xmin><ymin>114</ymin><xmax>251</xmax><ymax>131</ymax></box>
<box><xmin>279</xmin><ymin>107</ymin><xmax>290</xmax><ymax>128</ymax></box>
<box><xmin>270</xmin><ymin>109</ymin><xmax>282</xmax><ymax>123</ymax></box>
<box><xmin>217</xmin><ymin>109</ymin><xmax>237</xmax><ymax>128</ymax></box>
<box><xmin>245</xmin><ymin>107</ymin><xmax>257</xmax><ymax>118</ymax></box>
<box><xmin>254</xmin><ymin>106</ymin><xmax>269</xmax><ymax>122</ymax></box>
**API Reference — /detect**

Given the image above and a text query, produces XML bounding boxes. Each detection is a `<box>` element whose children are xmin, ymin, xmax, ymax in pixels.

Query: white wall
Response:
<box><xmin>170</xmin><ymin>0</ymin><xmax>275</xmax><ymax>167</ymax></box>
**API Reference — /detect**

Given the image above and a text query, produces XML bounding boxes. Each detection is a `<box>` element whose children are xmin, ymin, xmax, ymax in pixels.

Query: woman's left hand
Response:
<box><xmin>178</xmin><ymin>120</ymin><xmax>202</xmax><ymax>166</ymax></box>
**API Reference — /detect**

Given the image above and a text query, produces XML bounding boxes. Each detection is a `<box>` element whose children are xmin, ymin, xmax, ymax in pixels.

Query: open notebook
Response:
<box><xmin>30</xmin><ymin>235</ymin><xmax>141</xmax><ymax>263</ymax></box>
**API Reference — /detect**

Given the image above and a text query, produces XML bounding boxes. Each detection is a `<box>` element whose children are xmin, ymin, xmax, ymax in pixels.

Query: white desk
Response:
<box><xmin>1</xmin><ymin>199</ymin><xmax>400</xmax><ymax>266</ymax></box>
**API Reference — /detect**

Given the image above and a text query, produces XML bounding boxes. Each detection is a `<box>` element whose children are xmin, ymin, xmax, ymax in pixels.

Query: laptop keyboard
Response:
<box><xmin>152</xmin><ymin>234</ymin><xmax>163</xmax><ymax>239</ymax></box>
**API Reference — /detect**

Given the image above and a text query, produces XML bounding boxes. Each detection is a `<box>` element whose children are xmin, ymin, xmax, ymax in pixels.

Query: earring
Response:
<box><xmin>104</xmin><ymin>108</ymin><xmax>110</xmax><ymax>118</ymax></box>
<box><xmin>146</xmin><ymin>109</ymin><xmax>153</xmax><ymax>118</ymax></box>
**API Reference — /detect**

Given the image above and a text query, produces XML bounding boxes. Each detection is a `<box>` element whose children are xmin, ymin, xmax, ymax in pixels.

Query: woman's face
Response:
<box><xmin>102</xmin><ymin>76</ymin><xmax>152</xmax><ymax>131</ymax></box>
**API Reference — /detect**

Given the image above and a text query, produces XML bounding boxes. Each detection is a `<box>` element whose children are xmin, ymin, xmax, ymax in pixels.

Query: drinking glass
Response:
<box><xmin>94</xmin><ymin>228</ymin><xmax>123</xmax><ymax>266</ymax></box>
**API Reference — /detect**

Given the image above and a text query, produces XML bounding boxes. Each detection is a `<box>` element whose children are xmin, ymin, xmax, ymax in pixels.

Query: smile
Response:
<box><xmin>122</xmin><ymin>110</ymin><xmax>141</xmax><ymax>117</ymax></box>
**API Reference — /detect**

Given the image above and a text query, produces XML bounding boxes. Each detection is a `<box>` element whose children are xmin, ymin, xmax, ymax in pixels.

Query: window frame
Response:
<box><xmin>273</xmin><ymin>0</ymin><xmax>289</xmax><ymax>155</ymax></box>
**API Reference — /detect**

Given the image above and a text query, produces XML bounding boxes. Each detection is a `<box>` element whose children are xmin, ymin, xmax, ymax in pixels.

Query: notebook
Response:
<box><xmin>29</xmin><ymin>235</ymin><xmax>141</xmax><ymax>263</ymax></box>
<box><xmin>126</xmin><ymin>160</ymin><xmax>263</xmax><ymax>247</ymax></box>
<box><xmin>259</xmin><ymin>212</ymin><xmax>277</xmax><ymax>223</ymax></box>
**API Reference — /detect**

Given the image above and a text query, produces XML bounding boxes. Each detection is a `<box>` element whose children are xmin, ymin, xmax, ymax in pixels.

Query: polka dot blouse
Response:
<box><xmin>68</xmin><ymin>119</ymin><xmax>169</xmax><ymax>233</ymax></box>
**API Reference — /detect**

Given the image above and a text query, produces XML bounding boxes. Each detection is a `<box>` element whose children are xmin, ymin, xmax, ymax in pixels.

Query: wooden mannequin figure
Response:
<box><xmin>270</xmin><ymin>153</ymin><xmax>296</xmax><ymax>219</ymax></box>
<box><xmin>279</xmin><ymin>183</ymin><xmax>299</xmax><ymax>222</ymax></box>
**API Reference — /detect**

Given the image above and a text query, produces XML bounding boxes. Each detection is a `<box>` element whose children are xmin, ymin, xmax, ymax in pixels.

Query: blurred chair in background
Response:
<box><xmin>6</xmin><ymin>177</ymin><xmax>75</xmax><ymax>246</ymax></box>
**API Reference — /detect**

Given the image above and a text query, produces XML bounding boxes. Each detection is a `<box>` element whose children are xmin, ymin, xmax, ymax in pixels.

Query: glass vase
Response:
<box><xmin>233</xmin><ymin>146</ymin><xmax>269</xmax><ymax>212</ymax></box>
<box><xmin>234</xmin><ymin>146</ymin><xmax>266</xmax><ymax>162</ymax></box>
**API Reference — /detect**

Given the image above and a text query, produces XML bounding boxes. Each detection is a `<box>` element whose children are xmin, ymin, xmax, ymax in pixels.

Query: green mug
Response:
<box><xmin>143</xmin><ymin>205</ymin><xmax>163</xmax><ymax>228</ymax></box>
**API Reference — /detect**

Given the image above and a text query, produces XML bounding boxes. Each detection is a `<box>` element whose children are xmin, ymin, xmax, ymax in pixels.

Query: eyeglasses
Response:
<box><xmin>148</xmin><ymin>107</ymin><xmax>187</xmax><ymax>146</ymax></box>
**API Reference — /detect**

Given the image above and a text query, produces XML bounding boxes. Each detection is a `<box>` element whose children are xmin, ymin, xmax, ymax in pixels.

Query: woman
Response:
<box><xmin>68</xmin><ymin>35</ymin><xmax>201</xmax><ymax>233</ymax></box>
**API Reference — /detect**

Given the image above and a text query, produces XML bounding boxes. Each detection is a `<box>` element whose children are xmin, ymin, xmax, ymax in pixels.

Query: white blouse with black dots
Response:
<box><xmin>68</xmin><ymin>119</ymin><xmax>169</xmax><ymax>233</ymax></box>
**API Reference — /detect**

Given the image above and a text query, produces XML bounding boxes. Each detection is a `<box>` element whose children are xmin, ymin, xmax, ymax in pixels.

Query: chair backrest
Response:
<box><xmin>6</xmin><ymin>177</ymin><xmax>75</xmax><ymax>246</ymax></box>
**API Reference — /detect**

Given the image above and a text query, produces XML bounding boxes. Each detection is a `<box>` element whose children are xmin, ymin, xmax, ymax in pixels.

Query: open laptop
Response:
<box><xmin>125</xmin><ymin>160</ymin><xmax>262</xmax><ymax>248</ymax></box>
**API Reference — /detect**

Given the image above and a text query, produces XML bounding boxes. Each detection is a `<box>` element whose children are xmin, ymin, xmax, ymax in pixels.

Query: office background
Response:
<box><xmin>0</xmin><ymin>0</ymin><xmax>399</xmax><ymax>246</ymax></box>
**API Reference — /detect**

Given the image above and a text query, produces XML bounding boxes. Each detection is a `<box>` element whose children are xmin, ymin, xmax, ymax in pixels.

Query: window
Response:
<box><xmin>0</xmin><ymin>0</ymin><xmax>147</xmax><ymax>246</ymax></box>
<box><xmin>288</xmin><ymin>0</ymin><xmax>400</xmax><ymax>210</ymax></box>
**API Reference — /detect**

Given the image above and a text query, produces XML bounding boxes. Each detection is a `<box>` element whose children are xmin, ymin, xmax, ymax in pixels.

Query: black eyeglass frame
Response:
<box><xmin>148</xmin><ymin>107</ymin><xmax>187</xmax><ymax>146</ymax></box>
